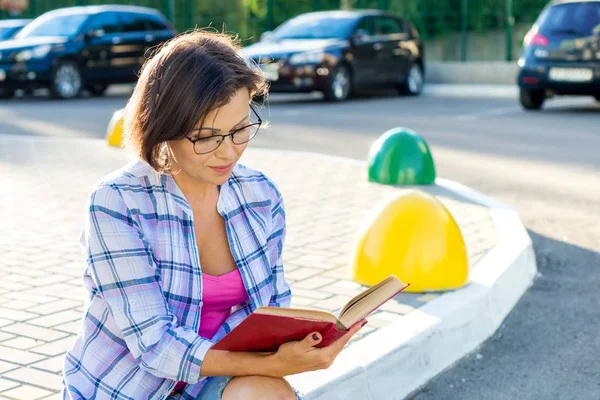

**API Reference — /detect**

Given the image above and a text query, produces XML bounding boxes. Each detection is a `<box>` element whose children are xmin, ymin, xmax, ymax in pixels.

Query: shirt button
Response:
<box><xmin>129</xmin><ymin>298</ymin><xmax>136</xmax><ymax>305</ymax></box>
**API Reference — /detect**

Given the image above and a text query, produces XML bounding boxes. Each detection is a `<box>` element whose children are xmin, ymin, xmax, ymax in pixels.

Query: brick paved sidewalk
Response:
<box><xmin>0</xmin><ymin>136</ymin><xmax>497</xmax><ymax>399</ymax></box>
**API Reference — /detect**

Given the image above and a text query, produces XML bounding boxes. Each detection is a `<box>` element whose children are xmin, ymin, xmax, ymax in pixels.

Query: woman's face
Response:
<box><xmin>167</xmin><ymin>88</ymin><xmax>252</xmax><ymax>188</ymax></box>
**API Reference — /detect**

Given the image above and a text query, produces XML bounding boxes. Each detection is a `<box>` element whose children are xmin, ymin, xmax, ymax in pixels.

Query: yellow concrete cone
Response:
<box><xmin>350</xmin><ymin>190</ymin><xmax>468</xmax><ymax>292</ymax></box>
<box><xmin>106</xmin><ymin>108</ymin><xmax>125</xmax><ymax>147</ymax></box>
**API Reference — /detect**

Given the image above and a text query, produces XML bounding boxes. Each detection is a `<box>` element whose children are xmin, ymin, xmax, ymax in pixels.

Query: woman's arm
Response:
<box><xmin>267</xmin><ymin>189</ymin><xmax>291</xmax><ymax>307</ymax></box>
<box><xmin>83</xmin><ymin>184</ymin><xmax>213</xmax><ymax>384</ymax></box>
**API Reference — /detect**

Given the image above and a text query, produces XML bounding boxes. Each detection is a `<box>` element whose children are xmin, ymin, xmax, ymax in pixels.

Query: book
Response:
<box><xmin>211</xmin><ymin>275</ymin><xmax>409</xmax><ymax>352</ymax></box>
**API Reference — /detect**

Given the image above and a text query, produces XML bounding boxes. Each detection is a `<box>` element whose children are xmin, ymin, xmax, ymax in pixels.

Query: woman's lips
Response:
<box><xmin>208</xmin><ymin>163</ymin><xmax>234</xmax><ymax>174</ymax></box>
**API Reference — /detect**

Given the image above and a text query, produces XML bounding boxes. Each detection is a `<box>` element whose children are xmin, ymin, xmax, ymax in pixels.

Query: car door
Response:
<box><xmin>372</xmin><ymin>16</ymin><xmax>411</xmax><ymax>84</ymax></box>
<box><xmin>114</xmin><ymin>12</ymin><xmax>149</xmax><ymax>81</ymax></box>
<box><xmin>82</xmin><ymin>12</ymin><xmax>123</xmax><ymax>81</ymax></box>
<box><xmin>349</xmin><ymin>17</ymin><xmax>381</xmax><ymax>86</ymax></box>
<box><xmin>142</xmin><ymin>13</ymin><xmax>175</xmax><ymax>52</ymax></box>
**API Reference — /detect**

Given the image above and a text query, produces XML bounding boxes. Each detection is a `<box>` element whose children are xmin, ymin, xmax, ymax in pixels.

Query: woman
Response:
<box><xmin>62</xmin><ymin>31</ymin><xmax>365</xmax><ymax>400</ymax></box>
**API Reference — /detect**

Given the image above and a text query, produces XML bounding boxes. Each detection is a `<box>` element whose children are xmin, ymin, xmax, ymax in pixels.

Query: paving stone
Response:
<box><xmin>27</xmin><ymin>311</ymin><xmax>82</xmax><ymax>329</ymax></box>
<box><xmin>1</xmin><ymin>337</ymin><xmax>43</xmax><ymax>350</ymax></box>
<box><xmin>290</xmin><ymin>297</ymin><xmax>316</xmax><ymax>307</ymax></box>
<box><xmin>0</xmin><ymin>332</ymin><xmax>16</xmax><ymax>342</ymax></box>
<box><xmin>26</xmin><ymin>300</ymin><xmax>80</xmax><ymax>316</ymax></box>
<box><xmin>289</xmin><ymin>288</ymin><xmax>333</xmax><ymax>300</ymax></box>
<box><xmin>2</xmin><ymin>324</ymin><xmax>68</xmax><ymax>342</ymax></box>
<box><xmin>0</xmin><ymin>346</ymin><xmax>45</xmax><ymax>365</ymax></box>
<box><xmin>3</xmin><ymin>367</ymin><xmax>62</xmax><ymax>391</ymax></box>
<box><xmin>53</xmin><ymin>321</ymin><xmax>81</xmax><ymax>335</ymax></box>
<box><xmin>294</xmin><ymin>276</ymin><xmax>336</xmax><ymax>290</ymax></box>
<box><xmin>31</xmin><ymin>356</ymin><xmax>65</xmax><ymax>374</ymax></box>
<box><xmin>31</xmin><ymin>337</ymin><xmax>74</xmax><ymax>357</ymax></box>
<box><xmin>2</xmin><ymin>301</ymin><xmax>38</xmax><ymax>311</ymax></box>
<box><xmin>1</xmin><ymin>293</ymin><xmax>58</xmax><ymax>305</ymax></box>
<box><xmin>0</xmin><ymin>378</ymin><xmax>20</xmax><ymax>393</ymax></box>
<box><xmin>286</xmin><ymin>267</ymin><xmax>322</xmax><ymax>281</ymax></box>
<box><xmin>0</xmin><ymin>361</ymin><xmax>20</xmax><ymax>374</ymax></box>
<box><xmin>1</xmin><ymin>385</ymin><xmax>54</xmax><ymax>400</ymax></box>
<box><xmin>0</xmin><ymin>309</ymin><xmax>38</xmax><ymax>323</ymax></box>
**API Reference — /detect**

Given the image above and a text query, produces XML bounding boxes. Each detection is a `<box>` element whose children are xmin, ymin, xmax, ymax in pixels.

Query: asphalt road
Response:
<box><xmin>1</xmin><ymin>88</ymin><xmax>599</xmax><ymax>399</ymax></box>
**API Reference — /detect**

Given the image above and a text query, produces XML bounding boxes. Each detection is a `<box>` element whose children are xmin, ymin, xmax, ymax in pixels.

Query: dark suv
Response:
<box><xmin>517</xmin><ymin>0</ymin><xmax>600</xmax><ymax>110</ymax></box>
<box><xmin>0</xmin><ymin>5</ymin><xmax>175</xmax><ymax>99</ymax></box>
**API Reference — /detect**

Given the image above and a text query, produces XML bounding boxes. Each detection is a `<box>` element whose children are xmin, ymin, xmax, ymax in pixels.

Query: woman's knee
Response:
<box><xmin>221</xmin><ymin>376</ymin><xmax>296</xmax><ymax>400</ymax></box>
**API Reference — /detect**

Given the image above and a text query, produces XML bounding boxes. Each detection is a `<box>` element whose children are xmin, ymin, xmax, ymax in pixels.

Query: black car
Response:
<box><xmin>242</xmin><ymin>10</ymin><xmax>425</xmax><ymax>101</ymax></box>
<box><xmin>517</xmin><ymin>0</ymin><xmax>600</xmax><ymax>110</ymax></box>
<box><xmin>0</xmin><ymin>19</ymin><xmax>31</xmax><ymax>41</ymax></box>
<box><xmin>0</xmin><ymin>5</ymin><xmax>175</xmax><ymax>99</ymax></box>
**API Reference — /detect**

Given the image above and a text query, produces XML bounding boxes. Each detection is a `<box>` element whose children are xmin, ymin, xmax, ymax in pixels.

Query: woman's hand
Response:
<box><xmin>267</xmin><ymin>319</ymin><xmax>367</xmax><ymax>377</ymax></box>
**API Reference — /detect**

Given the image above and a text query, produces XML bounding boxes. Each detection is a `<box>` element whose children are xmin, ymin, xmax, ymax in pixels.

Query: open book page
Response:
<box><xmin>338</xmin><ymin>275</ymin><xmax>407</xmax><ymax>328</ymax></box>
<box><xmin>255</xmin><ymin>307</ymin><xmax>339</xmax><ymax>325</ymax></box>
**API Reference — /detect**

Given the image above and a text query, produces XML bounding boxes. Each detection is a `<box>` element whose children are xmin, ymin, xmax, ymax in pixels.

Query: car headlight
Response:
<box><xmin>289</xmin><ymin>51</ymin><xmax>324</xmax><ymax>65</ymax></box>
<box><xmin>15</xmin><ymin>44</ymin><xmax>52</xmax><ymax>62</ymax></box>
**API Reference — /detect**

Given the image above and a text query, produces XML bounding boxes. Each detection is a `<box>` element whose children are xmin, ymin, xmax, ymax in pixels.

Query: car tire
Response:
<box><xmin>398</xmin><ymin>62</ymin><xmax>424</xmax><ymax>96</ymax></box>
<box><xmin>50</xmin><ymin>60</ymin><xmax>82</xmax><ymax>99</ymax></box>
<box><xmin>0</xmin><ymin>89</ymin><xmax>15</xmax><ymax>99</ymax></box>
<box><xmin>520</xmin><ymin>89</ymin><xmax>545</xmax><ymax>111</ymax></box>
<box><xmin>87</xmin><ymin>83</ymin><xmax>109</xmax><ymax>97</ymax></box>
<box><xmin>323</xmin><ymin>64</ymin><xmax>352</xmax><ymax>102</ymax></box>
<box><xmin>594</xmin><ymin>94</ymin><xmax>600</xmax><ymax>103</ymax></box>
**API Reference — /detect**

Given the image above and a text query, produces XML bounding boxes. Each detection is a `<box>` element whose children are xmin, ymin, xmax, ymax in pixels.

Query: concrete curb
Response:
<box><xmin>286</xmin><ymin>177</ymin><xmax>537</xmax><ymax>400</ymax></box>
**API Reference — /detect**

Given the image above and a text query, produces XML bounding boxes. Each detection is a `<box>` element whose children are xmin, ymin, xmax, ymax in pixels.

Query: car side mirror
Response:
<box><xmin>351</xmin><ymin>29</ymin><xmax>369</xmax><ymax>46</ymax></box>
<box><xmin>260</xmin><ymin>30</ymin><xmax>273</xmax><ymax>42</ymax></box>
<box><xmin>86</xmin><ymin>29</ymin><xmax>105</xmax><ymax>40</ymax></box>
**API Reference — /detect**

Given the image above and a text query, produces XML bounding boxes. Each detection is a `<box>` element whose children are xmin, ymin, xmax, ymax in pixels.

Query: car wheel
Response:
<box><xmin>519</xmin><ymin>89</ymin><xmax>545</xmax><ymax>111</ymax></box>
<box><xmin>50</xmin><ymin>60</ymin><xmax>82</xmax><ymax>99</ymax></box>
<box><xmin>399</xmin><ymin>63</ymin><xmax>424</xmax><ymax>96</ymax></box>
<box><xmin>0</xmin><ymin>89</ymin><xmax>15</xmax><ymax>99</ymax></box>
<box><xmin>594</xmin><ymin>94</ymin><xmax>600</xmax><ymax>103</ymax></box>
<box><xmin>87</xmin><ymin>83</ymin><xmax>109</xmax><ymax>97</ymax></box>
<box><xmin>324</xmin><ymin>64</ymin><xmax>352</xmax><ymax>102</ymax></box>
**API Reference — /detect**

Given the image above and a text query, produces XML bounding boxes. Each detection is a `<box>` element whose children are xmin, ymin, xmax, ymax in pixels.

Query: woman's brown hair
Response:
<box><xmin>123</xmin><ymin>30</ymin><xmax>267</xmax><ymax>173</ymax></box>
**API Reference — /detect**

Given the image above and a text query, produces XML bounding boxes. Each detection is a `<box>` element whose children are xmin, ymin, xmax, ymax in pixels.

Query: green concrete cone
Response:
<box><xmin>368</xmin><ymin>127</ymin><xmax>436</xmax><ymax>185</ymax></box>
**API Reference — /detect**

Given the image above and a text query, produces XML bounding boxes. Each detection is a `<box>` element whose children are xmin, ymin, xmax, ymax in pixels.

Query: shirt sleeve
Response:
<box><xmin>82</xmin><ymin>184</ymin><xmax>213</xmax><ymax>383</ymax></box>
<box><xmin>267</xmin><ymin>189</ymin><xmax>292</xmax><ymax>308</ymax></box>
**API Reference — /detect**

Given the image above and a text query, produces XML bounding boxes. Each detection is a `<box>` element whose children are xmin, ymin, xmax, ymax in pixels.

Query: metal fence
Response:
<box><xmin>1</xmin><ymin>0</ymin><xmax>548</xmax><ymax>61</ymax></box>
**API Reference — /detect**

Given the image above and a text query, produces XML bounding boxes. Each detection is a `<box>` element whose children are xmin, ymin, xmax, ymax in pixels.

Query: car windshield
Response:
<box><xmin>538</xmin><ymin>2</ymin><xmax>600</xmax><ymax>36</ymax></box>
<box><xmin>0</xmin><ymin>27</ymin><xmax>17</xmax><ymax>40</ymax></box>
<box><xmin>15</xmin><ymin>13</ymin><xmax>88</xmax><ymax>38</ymax></box>
<box><xmin>270</xmin><ymin>15</ymin><xmax>357</xmax><ymax>40</ymax></box>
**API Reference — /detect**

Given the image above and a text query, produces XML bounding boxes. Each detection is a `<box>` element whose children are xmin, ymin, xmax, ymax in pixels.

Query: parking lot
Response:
<box><xmin>1</xmin><ymin>88</ymin><xmax>599</xmax><ymax>399</ymax></box>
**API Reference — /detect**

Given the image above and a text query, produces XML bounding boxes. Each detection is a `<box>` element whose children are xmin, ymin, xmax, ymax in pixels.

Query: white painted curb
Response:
<box><xmin>286</xmin><ymin>177</ymin><xmax>537</xmax><ymax>400</ymax></box>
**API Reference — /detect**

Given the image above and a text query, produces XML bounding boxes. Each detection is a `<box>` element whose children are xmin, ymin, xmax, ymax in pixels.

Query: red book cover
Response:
<box><xmin>211</xmin><ymin>314</ymin><xmax>355</xmax><ymax>352</ymax></box>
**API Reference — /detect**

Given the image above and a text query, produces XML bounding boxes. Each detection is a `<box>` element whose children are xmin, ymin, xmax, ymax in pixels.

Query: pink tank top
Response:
<box><xmin>174</xmin><ymin>269</ymin><xmax>248</xmax><ymax>392</ymax></box>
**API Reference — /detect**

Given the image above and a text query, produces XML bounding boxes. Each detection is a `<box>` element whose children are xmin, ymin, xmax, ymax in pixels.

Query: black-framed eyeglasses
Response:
<box><xmin>186</xmin><ymin>104</ymin><xmax>262</xmax><ymax>155</ymax></box>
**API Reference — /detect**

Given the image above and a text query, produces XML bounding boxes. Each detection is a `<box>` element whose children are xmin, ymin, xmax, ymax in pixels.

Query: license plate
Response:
<box><xmin>260</xmin><ymin>63</ymin><xmax>279</xmax><ymax>81</ymax></box>
<box><xmin>0</xmin><ymin>69</ymin><xmax>5</xmax><ymax>81</ymax></box>
<box><xmin>548</xmin><ymin>68</ymin><xmax>593</xmax><ymax>82</ymax></box>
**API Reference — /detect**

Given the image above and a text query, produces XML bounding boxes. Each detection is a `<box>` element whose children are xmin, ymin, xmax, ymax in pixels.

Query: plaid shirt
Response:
<box><xmin>62</xmin><ymin>160</ymin><xmax>291</xmax><ymax>400</ymax></box>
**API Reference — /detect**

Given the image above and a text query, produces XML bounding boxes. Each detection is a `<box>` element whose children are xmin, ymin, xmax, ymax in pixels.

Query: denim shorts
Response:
<box><xmin>166</xmin><ymin>376</ymin><xmax>302</xmax><ymax>400</ymax></box>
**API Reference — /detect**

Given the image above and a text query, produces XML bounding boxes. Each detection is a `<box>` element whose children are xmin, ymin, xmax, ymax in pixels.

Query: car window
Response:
<box><xmin>85</xmin><ymin>12</ymin><xmax>121</xmax><ymax>35</ymax></box>
<box><xmin>144</xmin><ymin>14</ymin><xmax>168</xmax><ymax>31</ymax></box>
<box><xmin>120</xmin><ymin>12</ymin><xmax>148</xmax><ymax>33</ymax></box>
<box><xmin>15</xmin><ymin>13</ymin><xmax>88</xmax><ymax>38</ymax></box>
<box><xmin>0</xmin><ymin>27</ymin><xmax>15</xmax><ymax>40</ymax></box>
<box><xmin>538</xmin><ymin>2</ymin><xmax>600</xmax><ymax>36</ymax></box>
<box><xmin>270</xmin><ymin>15</ymin><xmax>358</xmax><ymax>40</ymax></box>
<box><xmin>355</xmin><ymin>17</ymin><xmax>376</xmax><ymax>37</ymax></box>
<box><xmin>373</xmin><ymin>17</ymin><xmax>402</xmax><ymax>36</ymax></box>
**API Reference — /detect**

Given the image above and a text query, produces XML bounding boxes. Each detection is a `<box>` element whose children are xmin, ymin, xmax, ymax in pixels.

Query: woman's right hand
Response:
<box><xmin>268</xmin><ymin>319</ymin><xmax>367</xmax><ymax>377</ymax></box>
